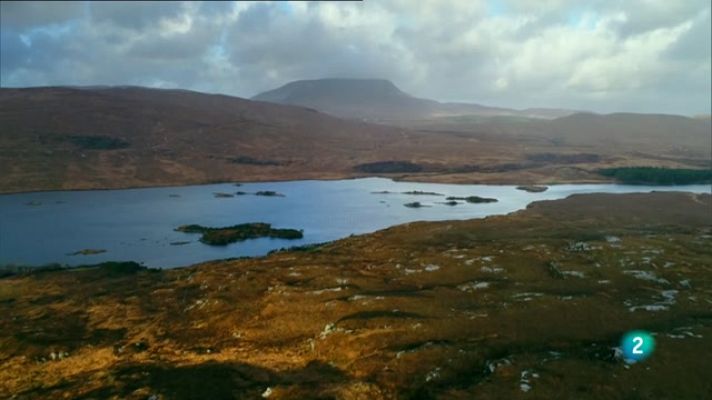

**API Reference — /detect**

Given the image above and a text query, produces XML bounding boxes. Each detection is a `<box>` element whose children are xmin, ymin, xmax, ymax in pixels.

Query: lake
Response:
<box><xmin>1</xmin><ymin>178</ymin><xmax>709</xmax><ymax>268</ymax></box>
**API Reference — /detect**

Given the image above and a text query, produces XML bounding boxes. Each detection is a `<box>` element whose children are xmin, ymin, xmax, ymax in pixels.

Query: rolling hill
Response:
<box><xmin>546</xmin><ymin>112</ymin><xmax>712</xmax><ymax>150</ymax></box>
<box><xmin>0</xmin><ymin>86</ymin><xmax>420</xmax><ymax>192</ymax></box>
<box><xmin>1</xmin><ymin>86</ymin><xmax>708</xmax><ymax>193</ymax></box>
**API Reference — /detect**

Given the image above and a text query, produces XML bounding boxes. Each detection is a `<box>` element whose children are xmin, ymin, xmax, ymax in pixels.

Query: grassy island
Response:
<box><xmin>372</xmin><ymin>190</ymin><xmax>444</xmax><ymax>196</ymax></box>
<box><xmin>66</xmin><ymin>249</ymin><xmax>107</xmax><ymax>256</ymax></box>
<box><xmin>402</xmin><ymin>190</ymin><xmax>444</xmax><ymax>196</ymax></box>
<box><xmin>446</xmin><ymin>195</ymin><xmax>498</xmax><ymax>203</ymax></box>
<box><xmin>175</xmin><ymin>223</ymin><xmax>303</xmax><ymax>246</ymax></box>
<box><xmin>254</xmin><ymin>191</ymin><xmax>285</xmax><ymax>197</ymax></box>
<box><xmin>516</xmin><ymin>185</ymin><xmax>548</xmax><ymax>193</ymax></box>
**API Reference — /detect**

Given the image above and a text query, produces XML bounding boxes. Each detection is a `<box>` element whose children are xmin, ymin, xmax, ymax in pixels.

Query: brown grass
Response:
<box><xmin>1</xmin><ymin>192</ymin><xmax>710</xmax><ymax>399</ymax></box>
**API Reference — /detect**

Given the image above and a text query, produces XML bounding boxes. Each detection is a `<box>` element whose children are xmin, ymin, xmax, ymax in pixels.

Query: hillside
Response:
<box><xmin>2</xmin><ymin>192</ymin><xmax>711</xmax><ymax>398</ymax></box>
<box><xmin>1</xmin><ymin>86</ymin><xmax>708</xmax><ymax>193</ymax></box>
<box><xmin>546</xmin><ymin>112</ymin><xmax>712</xmax><ymax>150</ymax></box>
<box><xmin>395</xmin><ymin>111</ymin><xmax>712</xmax><ymax>163</ymax></box>
<box><xmin>0</xmin><ymin>86</ymin><xmax>425</xmax><ymax>192</ymax></box>
<box><xmin>252</xmin><ymin>79</ymin><xmax>575</xmax><ymax>121</ymax></box>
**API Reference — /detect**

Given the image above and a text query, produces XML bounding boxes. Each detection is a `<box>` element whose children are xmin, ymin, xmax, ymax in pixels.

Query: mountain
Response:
<box><xmin>252</xmin><ymin>78</ymin><xmax>438</xmax><ymax>120</ymax></box>
<box><xmin>252</xmin><ymin>78</ymin><xmax>575</xmax><ymax>121</ymax></box>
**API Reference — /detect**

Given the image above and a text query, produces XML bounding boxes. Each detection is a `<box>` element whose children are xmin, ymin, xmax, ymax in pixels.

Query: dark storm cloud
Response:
<box><xmin>0</xmin><ymin>0</ymin><xmax>710</xmax><ymax>114</ymax></box>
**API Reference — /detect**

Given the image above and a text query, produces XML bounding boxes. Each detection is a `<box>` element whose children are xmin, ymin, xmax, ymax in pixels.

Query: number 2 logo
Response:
<box><xmin>621</xmin><ymin>330</ymin><xmax>653</xmax><ymax>361</ymax></box>
<box><xmin>632</xmin><ymin>336</ymin><xmax>644</xmax><ymax>354</ymax></box>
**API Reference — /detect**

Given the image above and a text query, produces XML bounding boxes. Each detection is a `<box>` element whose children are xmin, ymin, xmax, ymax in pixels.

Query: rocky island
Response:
<box><xmin>402</xmin><ymin>191</ymin><xmax>444</xmax><ymax>196</ymax></box>
<box><xmin>516</xmin><ymin>185</ymin><xmax>548</xmax><ymax>193</ymax></box>
<box><xmin>372</xmin><ymin>190</ymin><xmax>444</xmax><ymax>196</ymax></box>
<box><xmin>175</xmin><ymin>223</ymin><xmax>303</xmax><ymax>246</ymax></box>
<box><xmin>445</xmin><ymin>195</ymin><xmax>498</xmax><ymax>203</ymax></box>
<box><xmin>66</xmin><ymin>249</ymin><xmax>107</xmax><ymax>256</ymax></box>
<box><xmin>255</xmin><ymin>191</ymin><xmax>285</xmax><ymax>197</ymax></box>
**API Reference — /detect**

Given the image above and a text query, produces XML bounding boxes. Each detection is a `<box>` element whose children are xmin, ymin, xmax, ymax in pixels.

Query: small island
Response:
<box><xmin>442</xmin><ymin>200</ymin><xmax>459</xmax><ymax>206</ymax></box>
<box><xmin>516</xmin><ymin>185</ymin><xmax>548</xmax><ymax>193</ymax></box>
<box><xmin>255</xmin><ymin>190</ymin><xmax>285</xmax><ymax>197</ymax></box>
<box><xmin>402</xmin><ymin>190</ymin><xmax>444</xmax><ymax>196</ymax></box>
<box><xmin>67</xmin><ymin>248</ymin><xmax>107</xmax><ymax>256</ymax></box>
<box><xmin>372</xmin><ymin>190</ymin><xmax>444</xmax><ymax>196</ymax></box>
<box><xmin>446</xmin><ymin>195</ymin><xmax>498</xmax><ymax>203</ymax></box>
<box><xmin>175</xmin><ymin>222</ymin><xmax>303</xmax><ymax>246</ymax></box>
<box><xmin>404</xmin><ymin>201</ymin><xmax>427</xmax><ymax>208</ymax></box>
<box><xmin>233</xmin><ymin>190</ymin><xmax>286</xmax><ymax>197</ymax></box>
<box><xmin>213</xmin><ymin>192</ymin><xmax>234</xmax><ymax>198</ymax></box>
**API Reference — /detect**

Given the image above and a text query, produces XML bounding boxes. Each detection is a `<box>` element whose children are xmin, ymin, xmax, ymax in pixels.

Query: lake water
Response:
<box><xmin>1</xmin><ymin>178</ymin><xmax>709</xmax><ymax>268</ymax></box>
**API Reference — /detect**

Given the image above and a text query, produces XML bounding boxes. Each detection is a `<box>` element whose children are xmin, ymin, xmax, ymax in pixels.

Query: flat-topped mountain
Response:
<box><xmin>252</xmin><ymin>78</ymin><xmax>575</xmax><ymax>121</ymax></box>
<box><xmin>253</xmin><ymin>78</ymin><xmax>414</xmax><ymax>104</ymax></box>
<box><xmin>252</xmin><ymin>78</ymin><xmax>439</xmax><ymax>120</ymax></box>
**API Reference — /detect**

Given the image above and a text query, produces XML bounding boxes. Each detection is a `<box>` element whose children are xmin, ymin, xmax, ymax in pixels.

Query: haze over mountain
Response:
<box><xmin>252</xmin><ymin>78</ymin><xmax>576</xmax><ymax>121</ymax></box>
<box><xmin>2</xmin><ymin>2</ymin><xmax>709</xmax><ymax>115</ymax></box>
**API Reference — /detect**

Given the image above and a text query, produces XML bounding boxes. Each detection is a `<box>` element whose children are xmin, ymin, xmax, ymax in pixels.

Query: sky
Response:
<box><xmin>1</xmin><ymin>0</ymin><xmax>710</xmax><ymax>115</ymax></box>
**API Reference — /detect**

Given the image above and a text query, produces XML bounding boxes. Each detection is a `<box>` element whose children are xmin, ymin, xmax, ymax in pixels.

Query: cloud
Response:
<box><xmin>0</xmin><ymin>1</ymin><xmax>83</xmax><ymax>29</ymax></box>
<box><xmin>1</xmin><ymin>0</ymin><xmax>710</xmax><ymax>114</ymax></box>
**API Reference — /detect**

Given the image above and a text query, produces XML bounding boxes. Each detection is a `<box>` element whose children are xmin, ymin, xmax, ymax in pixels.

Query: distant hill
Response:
<box><xmin>396</xmin><ymin>109</ymin><xmax>711</xmax><ymax>160</ymax></box>
<box><xmin>252</xmin><ymin>78</ymin><xmax>575</xmax><ymax>121</ymax></box>
<box><xmin>1</xmin><ymin>86</ymin><xmax>707</xmax><ymax>193</ymax></box>
<box><xmin>0</xmin><ymin>86</ymin><xmax>423</xmax><ymax>192</ymax></box>
<box><xmin>4</xmin><ymin>85</ymin><xmax>577</xmax><ymax>192</ymax></box>
<box><xmin>546</xmin><ymin>112</ymin><xmax>712</xmax><ymax>150</ymax></box>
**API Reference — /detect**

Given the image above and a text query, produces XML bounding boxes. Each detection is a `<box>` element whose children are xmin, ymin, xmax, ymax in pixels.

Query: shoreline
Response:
<box><xmin>2</xmin><ymin>174</ymin><xmax>709</xmax><ymax>196</ymax></box>
<box><xmin>0</xmin><ymin>173</ymin><xmax>652</xmax><ymax>196</ymax></box>
<box><xmin>2</xmin><ymin>165</ymin><xmax>710</xmax><ymax>195</ymax></box>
